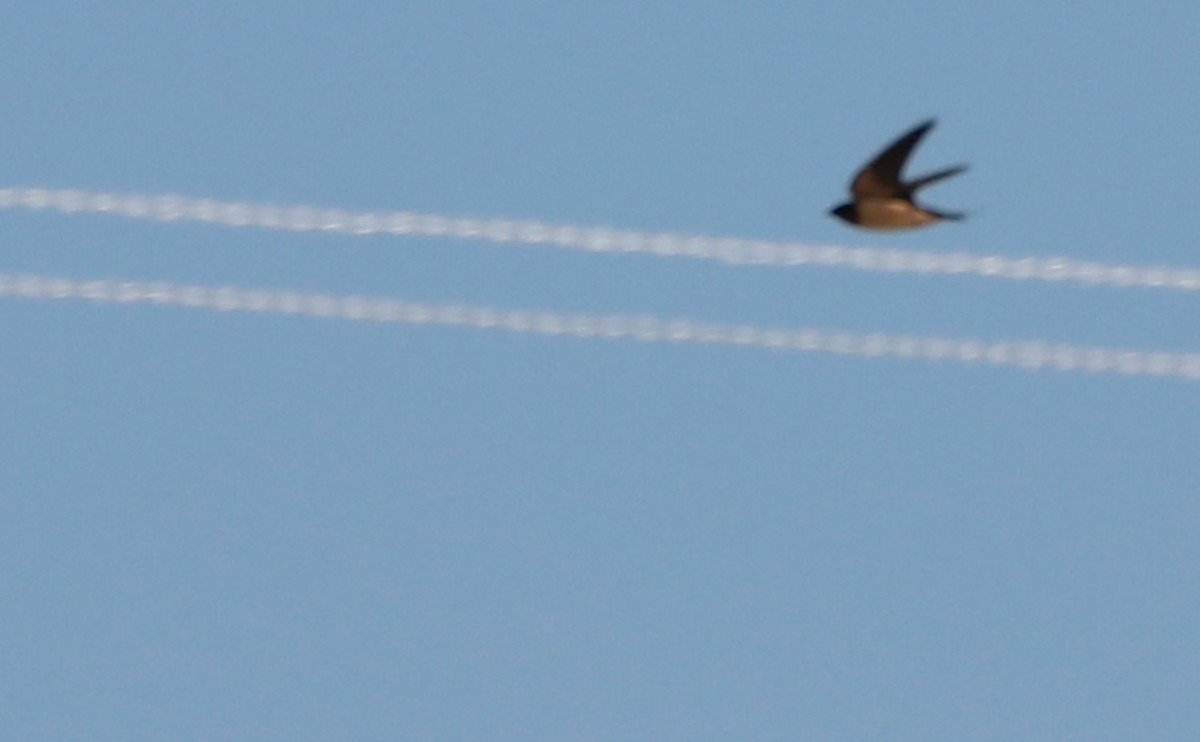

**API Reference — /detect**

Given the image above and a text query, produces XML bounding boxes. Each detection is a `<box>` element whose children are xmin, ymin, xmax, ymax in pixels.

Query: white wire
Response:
<box><xmin>3</xmin><ymin>272</ymin><xmax>1197</xmax><ymax>380</ymax></box>
<box><xmin>3</xmin><ymin>186</ymin><xmax>1198</xmax><ymax>291</ymax></box>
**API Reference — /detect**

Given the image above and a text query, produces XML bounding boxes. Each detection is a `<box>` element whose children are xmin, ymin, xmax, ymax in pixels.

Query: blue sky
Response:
<box><xmin>3</xmin><ymin>3</ymin><xmax>1199</xmax><ymax>739</ymax></box>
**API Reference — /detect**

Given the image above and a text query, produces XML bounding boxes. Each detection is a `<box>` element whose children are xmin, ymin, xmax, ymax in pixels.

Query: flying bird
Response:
<box><xmin>829</xmin><ymin>119</ymin><xmax>967</xmax><ymax>231</ymax></box>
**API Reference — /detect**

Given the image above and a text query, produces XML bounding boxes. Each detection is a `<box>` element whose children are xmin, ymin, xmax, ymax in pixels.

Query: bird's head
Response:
<box><xmin>829</xmin><ymin>203</ymin><xmax>857</xmax><ymax>223</ymax></box>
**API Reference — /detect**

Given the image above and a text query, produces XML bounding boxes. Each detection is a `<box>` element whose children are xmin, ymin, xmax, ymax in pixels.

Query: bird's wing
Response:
<box><xmin>850</xmin><ymin>119</ymin><xmax>936</xmax><ymax>198</ymax></box>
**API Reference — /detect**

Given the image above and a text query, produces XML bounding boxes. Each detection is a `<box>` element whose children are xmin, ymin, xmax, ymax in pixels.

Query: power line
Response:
<box><xmin>4</xmin><ymin>186</ymin><xmax>1198</xmax><ymax>292</ymax></box>
<box><xmin>4</xmin><ymin>272</ymin><xmax>1197</xmax><ymax>380</ymax></box>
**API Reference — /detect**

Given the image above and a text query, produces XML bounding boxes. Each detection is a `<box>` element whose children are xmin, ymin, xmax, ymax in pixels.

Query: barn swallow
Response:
<box><xmin>829</xmin><ymin>119</ymin><xmax>967</xmax><ymax>231</ymax></box>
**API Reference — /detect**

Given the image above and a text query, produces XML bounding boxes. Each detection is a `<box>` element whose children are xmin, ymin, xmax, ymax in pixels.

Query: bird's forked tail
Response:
<box><xmin>909</xmin><ymin>165</ymin><xmax>968</xmax><ymax>192</ymax></box>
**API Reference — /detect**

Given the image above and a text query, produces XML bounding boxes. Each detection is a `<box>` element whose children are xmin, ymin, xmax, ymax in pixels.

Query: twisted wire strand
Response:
<box><xmin>4</xmin><ymin>187</ymin><xmax>1198</xmax><ymax>291</ymax></box>
<box><xmin>3</xmin><ymin>272</ymin><xmax>1197</xmax><ymax>380</ymax></box>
